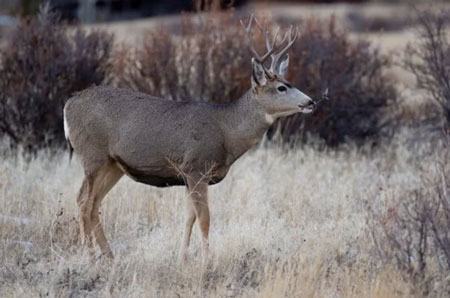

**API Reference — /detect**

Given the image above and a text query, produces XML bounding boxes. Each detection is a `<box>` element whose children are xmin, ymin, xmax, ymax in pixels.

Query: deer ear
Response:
<box><xmin>251</xmin><ymin>58</ymin><xmax>267</xmax><ymax>87</ymax></box>
<box><xmin>277</xmin><ymin>54</ymin><xmax>289</xmax><ymax>78</ymax></box>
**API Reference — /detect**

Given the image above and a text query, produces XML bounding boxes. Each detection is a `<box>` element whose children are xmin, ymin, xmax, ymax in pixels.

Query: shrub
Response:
<box><xmin>368</xmin><ymin>150</ymin><xmax>450</xmax><ymax>296</ymax></box>
<box><xmin>272</xmin><ymin>17</ymin><xmax>397</xmax><ymax>146</ymax></box>
<box><xmin>111</xmin><ymin>13</ymin><xmax>397</xmax><ymax>146</ymax></box>
<box><xmin>109</xmin><ymin>12</ymin><xmax>250</xmax><ymax>104</ymax></box>
<box><xmin>405</xmin><ymin>10</ymin><xmax>450</xmax><ymax>128</ymax></box>
<box><xmin>370</xmin><ymin>190</ymin><xmax>435</xmax><ymax>295</ymax></box>
<box><xmin>0</xmin><ymin>5</ymin><xmax>113</xmax><ymax>152</ymax></box>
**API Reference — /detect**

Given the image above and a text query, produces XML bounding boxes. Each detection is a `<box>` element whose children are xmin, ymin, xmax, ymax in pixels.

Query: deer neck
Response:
<box><xmin>215</xmin><ymin>90</ymin><xmax>271</xmax><ymax>160</ymax></box>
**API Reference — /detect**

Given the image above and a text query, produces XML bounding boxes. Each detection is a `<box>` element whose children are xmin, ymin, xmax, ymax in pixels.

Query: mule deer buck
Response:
<box><xmin>64</xmin><ymin>15</ymin><xmax>316</xmax><ymax>261</ymax></box>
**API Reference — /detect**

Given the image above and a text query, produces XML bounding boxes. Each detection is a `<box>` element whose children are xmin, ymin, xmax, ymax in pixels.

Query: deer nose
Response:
<box><xmin>300</xmin><ymin>99</ymin><xmax>316</xmax><ymax>110</ymax></box>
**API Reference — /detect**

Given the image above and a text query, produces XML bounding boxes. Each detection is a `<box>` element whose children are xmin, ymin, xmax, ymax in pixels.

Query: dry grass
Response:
<box><xmin>1</xmin><ymin>129</ymin><xmax>446</xmax><ymax>297</ymax></box>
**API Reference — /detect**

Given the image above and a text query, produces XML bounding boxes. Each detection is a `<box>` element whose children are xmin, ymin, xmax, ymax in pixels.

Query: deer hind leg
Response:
<box><xmin>89</xmin><ymin>162</ymin><xmax>123</xmax><ymax>258</ymax></box>
<box><xmin>186</xmin><ymin>175</ymin><xmax>210</xmax><ymax>263</ymax></box>
<box><xmin>77</xmin><ymin>161</ymin><xmax>123</xmax><ymax>257</ymax></box>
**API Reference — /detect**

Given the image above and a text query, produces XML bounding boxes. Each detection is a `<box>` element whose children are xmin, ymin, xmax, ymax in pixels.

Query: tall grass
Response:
<box><xmin>0</xmin><ymin>130</ymin><xmax>448</xmax><ymax>296</ymax></box>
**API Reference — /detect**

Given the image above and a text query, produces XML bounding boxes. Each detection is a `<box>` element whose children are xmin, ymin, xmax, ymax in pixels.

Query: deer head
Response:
<box><xmin>241</xmin><ymin>15</ymin><xmax>315</xmax><ymax>119</ymax></box>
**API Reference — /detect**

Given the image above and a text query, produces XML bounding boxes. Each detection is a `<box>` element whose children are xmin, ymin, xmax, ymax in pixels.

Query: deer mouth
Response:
<box><xmin>298</xmin><ymin>103</ymin><xmax>315</xmax><ymax>114</ymax></box>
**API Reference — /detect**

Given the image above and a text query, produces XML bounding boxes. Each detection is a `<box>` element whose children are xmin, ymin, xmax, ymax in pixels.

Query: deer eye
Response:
<box><xmin>277</xmin><ymin>85</ymin><xmax>287</xmax><ymax>92</ymax></box>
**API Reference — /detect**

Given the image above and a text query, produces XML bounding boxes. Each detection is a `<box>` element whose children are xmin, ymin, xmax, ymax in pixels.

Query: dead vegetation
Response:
<box><xmin>108</xmin><ymin>12</ymin><xmax>249</xmax><ymax>104</ymax></box>
<box><xmin>0</xmin><ymin>5</ymin><xmax>113</xmax><ymax>153</ymax></box>
<box><xmin>405</xmin><ymin>9</ymin><xmax>450</xmax><ymax>128</ymax></box>
<box><xmin>1</xmin><ymin>130</ymin><xmax>448</xmax><ymax>297</ymax></box>
<box><xmin>368</xmin><ymin>145</ymin><xmax>450</xmax><ymax>296</ymax></box>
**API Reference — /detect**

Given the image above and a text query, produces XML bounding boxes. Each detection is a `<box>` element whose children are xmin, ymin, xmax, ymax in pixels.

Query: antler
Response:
<box><xmin>241</xmin><ymin>15</ymin><xmax>298</xmax><ymax>75</ymax></box>
<box><xmin>240</xmin><ymin>14</ymin><xmax>276</xmax><ymax>64</ymax></box>
<box><xmin>268</xmin><ymin>26</ymin><xmax>297</xmax><ymax>73</ymax></box>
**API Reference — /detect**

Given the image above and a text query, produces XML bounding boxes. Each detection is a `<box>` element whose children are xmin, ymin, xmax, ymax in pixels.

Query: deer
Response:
<box><xmin>63</xmin><ymin>15</ymin><xmax>316</xmax><ymax>262</ymax></box>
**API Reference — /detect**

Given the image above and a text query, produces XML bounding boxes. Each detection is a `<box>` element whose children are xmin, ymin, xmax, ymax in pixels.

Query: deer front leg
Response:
<box><xmin>179</xmin><ymin>196</ymin><xmax>196</xmax><ymax>263</ymax></box>
<box><xmin>186</xmin><ymin>175</ymin><xmax>210</xmax><ymax>263</ymax></box>
<box><xmin>76</xmin><ymin>177</ymin><xmax>94</xmax><ymax>250</ymax></box>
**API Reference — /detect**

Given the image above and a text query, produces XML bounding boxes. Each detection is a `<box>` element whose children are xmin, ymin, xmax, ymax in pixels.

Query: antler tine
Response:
<box><xmin>265</xmin><ymin>27</ymin><xmax>279</xmax><ymax>55</ymax></box>
<box><xmin>240</xmin><ymin>14</ymin><xmax>276</xmax><ymax>64</ymax></box>
<box><xmin>269</xmin><ymin>25</ymin><xmax>298</xmax><ymax>73</ymax></box>
<box><xmin>240</xmin><ymin>15</ymin><xmax>261</xmax><ymax>61</ymax></box>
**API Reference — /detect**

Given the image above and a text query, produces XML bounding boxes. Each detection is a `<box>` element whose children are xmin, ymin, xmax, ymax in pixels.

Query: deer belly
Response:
<box><xmin>112</xmin><ymin>155</ymin><xmax>181</xmax><ymax>187</ymax></box>
<box><xmin>112</xmin><ymin>147</ymin><xmax>229</xmax><ymax>188</ymax></box>
<box><xmin>128</xmin><ymin>173</ymin><xmax>185</xmax><ymax>187</ymax></box>
<box><xmin>113</xmin><ymin>157</ymin><xmax>226</xmax><ymax>188</ymax></box>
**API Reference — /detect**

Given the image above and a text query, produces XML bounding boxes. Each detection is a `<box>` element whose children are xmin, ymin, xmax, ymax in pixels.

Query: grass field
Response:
<box><xmin>1</xmin><ymin>129</ymin><xmax>446</xmax><ymax>297</ymax></box>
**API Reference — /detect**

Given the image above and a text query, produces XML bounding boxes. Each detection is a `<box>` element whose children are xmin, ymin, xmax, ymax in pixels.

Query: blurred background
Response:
<box><xmin>1</xmin><ymin>1</ymin><xmax>376</xmax><ymax>22</ymax></box>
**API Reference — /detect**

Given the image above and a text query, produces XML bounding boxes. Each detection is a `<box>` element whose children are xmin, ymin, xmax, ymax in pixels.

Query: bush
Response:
<box><xmin>368</xmin><ymin>150</ymin><xmax>450</xmax><ymax>296</ymax></box>
<box><xmin>0</xmin><ymin>5</ymin><xmax>113</xmax><ymax>152</ymax></box>
<box><xmin>405</xmin><ymin>10</ymin><xmax>450</xmax><ymax>128</ymax></box>
<box><xmin>111</xmin><ymin>13</ymin><xmax>397</xmax><ymax>146</ymax></box>
<box><xmin>273</xmin><ymin>17</ymin><xmax>397</xmax><ymax>146</ymax></box>
<box><xmin>109</xmin><ymin>12</ymin><xmax>250</xmax><ymax>104</ymax></box>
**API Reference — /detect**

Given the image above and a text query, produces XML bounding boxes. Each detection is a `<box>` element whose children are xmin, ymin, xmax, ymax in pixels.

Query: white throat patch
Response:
<box><xmin>265</xmin><ymin>113</ymin><xmax>275</xmax><ymax>124</ymax></box>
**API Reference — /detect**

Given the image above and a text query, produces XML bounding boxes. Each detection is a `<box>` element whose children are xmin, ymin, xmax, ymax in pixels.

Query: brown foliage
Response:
<box><xmin>0</xmin><ymin>5</ymin><xmax>113</xmax><ymax>152</ymax></box>
<box><xmin>273</xmin><ymin>17</ymin><xmax>397</xmax><ymax>146</ymax></box>
<box><xmin>109</xmin><ymin>12</ymin><xmax>250</xmax><ymax>104</ymax></box>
